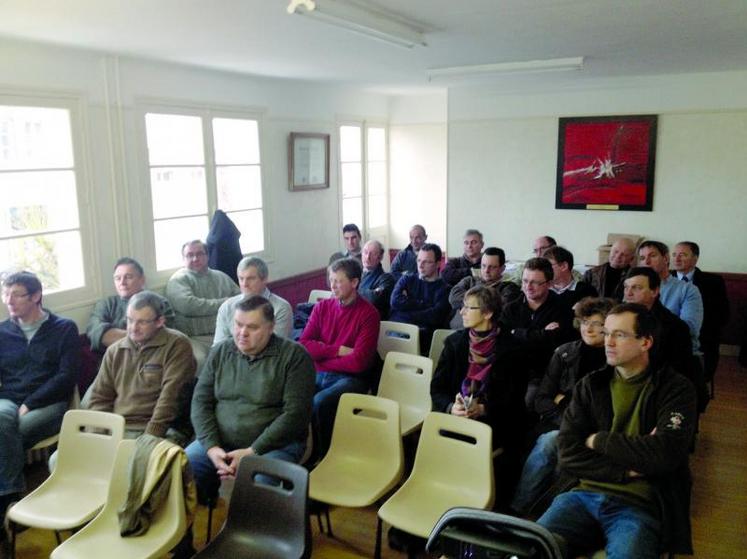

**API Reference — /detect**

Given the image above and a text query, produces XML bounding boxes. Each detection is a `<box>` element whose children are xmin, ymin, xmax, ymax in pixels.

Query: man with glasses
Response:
<box><xmin>390</xmin><ymin>243</ymin><xmax>451</xmax><ymax>352</ymax></box>
<box><xmin>532</xmin><ymin>235</ymin><xmax>557</xmax><ymax>257</ymax></box>
<box><xmin>86</xmin><ymin>257</ymin><xmax>175</xmax><ymax>353</ymax></box>
<box><xmin>538</xmin><ymin>303</ymin><xmax>697</xmax><ymax>558</ymax></box>
<box><xmin>500</xmin><ymin>258</ymin><xmax>576</xmax><ymax>404</ymax></box>
<box><xmin>166</xmin><ymin>239</ymin><xmax>239</xmax><ymax>365</ymax></box>
<box><xmin>543</xmin><ymin>246</ymin><xmax>597</xmax><ymax>311</ymax></box>
<box><xmin>86</xmin><ymin>291</ymin><xmax>196</xmax><ymax>442</ymax></box>
<box><xmin>0</xmin><ymin>271</ymin><xmax>80</xmax><ymax>530</ymax></box>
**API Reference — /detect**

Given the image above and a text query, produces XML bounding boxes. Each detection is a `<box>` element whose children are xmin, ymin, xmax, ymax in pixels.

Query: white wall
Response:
<box><xmin>447</xmin><ymin>70</ymin><xmax>747</xmax><ymax>272</ymax></box>
<box><xmin>0</xmin><ymin>38</ymin><xmax>391</xmax><ymax>327</ymax></box>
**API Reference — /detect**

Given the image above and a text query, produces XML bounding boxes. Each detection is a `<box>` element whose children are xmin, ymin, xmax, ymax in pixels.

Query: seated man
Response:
<box><xmin>500</xmin><ymin>258</ymin><xmax>576</xmax><ymax>402</ymax></box>
<box><xmin>299</xmin><ymin>258</ymin><xmax>380</xmax><ymax>459</ymax></box>
<box><xmin>583</xmin><ymin>238</ymin><xmax>636</xmax><ymax>299</ymax></box>
<box><xmin>359</xmin><ymin>240</ymin><xmax>396</xmax><ymax>319</ymax></box>
<box><xmin>213</xmin><ymin>256</ymin><xmax>292</xmax><ymax>344</ymax></box>
<box><xmin>329</xmin><ymin>223</ymin><xmax>363</xmax><ymax>264</ymax></box>
<box><xmin>87</xmin><ymin>291</ymin><xmax>196</xmax><ymax>441</ymax></box>
<box><xmin>390</xmin><ymin>243</ymin><xmax>451</xmax><ymax>353</ymax></box>
<box><xmin>0</xmin><ymin>271</ymin><xmax>79</xmax><ymax>520</ymax></box>
<box><xmin>448</xmin><ymin>246</ymin><xmax>521</xmax><ymax>329</ymax></box>
<box><xmin>671</xmin><ymin>241</ymin><xmax>730</xmax><ymax>386</ymax></box>
<box><xmin>441</xmin><ymin>229</ymin><xmax>484</xmax><ymax>287</ymax></box>
<box><xmin>511</xmin><ymin>297</ymin><xmax>614</xmax><ymax>516</ymax></box>
<box><xmin>166</xmin><ymin>240</ymin><xmax>240</xmax><ymax>364</ymax></box>
<box><xmin>187</xmin><ymin>296</ymin><xmax>315</xmax><ymax>503</ymax></box>
<box><xmin>538</xmin><ymin>303</ymin><xmax>697</xmax><ymax>559</ymax></box>
<box><xmin>390</xmin><ymin>224</ymin><xmax>427</xmax><ymax>279</ymax></box>
<box><xmin>532</xmin><ymin>235</ymin><xmax>557</xmax><ymax>257</ymax></box>
<box><xmin>543</xmin><ymin>246</ymin><xmax>597</xmax><ymax>311</ymax></box>
<box><xmin>86</xmin><ymin>257</ymin><xmax>175</xmax><ymax>353</ymax></box>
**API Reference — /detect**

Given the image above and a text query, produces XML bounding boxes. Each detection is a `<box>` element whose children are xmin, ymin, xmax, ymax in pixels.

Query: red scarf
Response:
<box><xmin>461</xmin><ymin>327</ymin><xmax>498</xmax><ymax>399</ymax></box>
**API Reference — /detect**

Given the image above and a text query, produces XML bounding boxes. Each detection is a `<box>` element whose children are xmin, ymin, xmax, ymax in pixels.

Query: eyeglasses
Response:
<box><xmin>602</xmin><ymin>329</ymin><xmax>641</xmax><ymax>341</ymax></box>
<box><xmin>579</xmin><ymin>319</ymin><xmax>605</xmax><ymax>329</ymax></box>
<box><xmin>184</xmin><ymin>251</ymin><xmax>207</xmax><ymax>260</ymax></box>
<box><xmin>2</xmin><ymin>290</ymin><xmax>31</xmax><ymax>301</ymax></box>
<box><xmin>113</xmin><ymin>273</ymin><xmax>138</xmax><ymax>282</ymax></box>
<box><xmin>533</xmin><ymin>245</ymin><xmax>551</xmax><ymax>255</ymax></box>
<box><xmin>521</xmin><ymin>279</ymin><xmax>547</xmax><ymax>287</ymax></box>
<box><xmin>462</xmin><ymin>306</ymin><xmax>482</xmax><ymax>311</ymax></box>
<box><xmin>126</xmin><ymin>316</ymin><xmax>158</xmax><ymax>327</ymax></box>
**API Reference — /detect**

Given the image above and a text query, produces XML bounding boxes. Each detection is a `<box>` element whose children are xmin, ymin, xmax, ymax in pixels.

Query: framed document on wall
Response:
<box><xmin>555</xmin><ymin>114</ymin><xmax>657</xmax><ymax>211</ymax></box>
<box><xmin>289</xmin><ymin>132</ymin><xmax>330</xmax><ymax>191</ymax></box>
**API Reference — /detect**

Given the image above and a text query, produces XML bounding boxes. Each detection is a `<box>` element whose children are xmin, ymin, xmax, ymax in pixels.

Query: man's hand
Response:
<box><xmin>585</xmin><ymin>433</ymin><xmax>597</xmax><ymax>450</ymax></box>
<box><xmin>223</xmin><ymin>448</ymin><xmax>256</xmax><ymax>480</ymax></box>
<box><xmin>207</xmin><ymin>446</ymin><xmax>233</xmax><ymax>478</ymax></box>
<box><xmin>338</xmin><ymin>345</ymin><xmax>353</xmax><ymax>356</ymax></box>
<box><xmin>544</xmin><ymin>322</ymin><xmax>560</xmax><ymax>331</ymax></box>
<box><xmin>553</xmin><ymin>393</ymin><xmax>566</xmax><ymax>405</ymax></box>
<box><xmin>18</xmin><ymin>404</ymin><xmax>30</xmax><ymax>417</ymax></box>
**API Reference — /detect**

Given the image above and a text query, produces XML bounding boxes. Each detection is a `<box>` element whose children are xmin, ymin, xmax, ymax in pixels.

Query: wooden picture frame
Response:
<box><xmin>555</xmin><ymin>114</ymin><xmax>657</xmax><ymax>211</ymax></box>
<box><xmin>289</xmin><ymin>132</ymin><xmax>330</xmax><ymax>191</ymax></box>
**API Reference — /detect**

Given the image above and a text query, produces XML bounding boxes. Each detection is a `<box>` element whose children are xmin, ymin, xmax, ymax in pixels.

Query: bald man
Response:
<box><xmin>583</xmin><ymin>238</ymin><xmax>636</xmax><ymax>299</ymax></box>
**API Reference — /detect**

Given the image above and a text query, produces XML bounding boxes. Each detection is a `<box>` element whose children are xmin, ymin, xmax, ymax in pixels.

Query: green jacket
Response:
<box><xmin>191</xmin><ymin>334</ymin><xmax>315</xmax><ymax>455</ymax></box>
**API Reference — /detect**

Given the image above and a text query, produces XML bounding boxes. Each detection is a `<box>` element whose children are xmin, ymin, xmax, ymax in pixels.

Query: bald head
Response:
<box><xmin>609</xmin><ymin>238</ymin><xmax>636</xmax><ymax>269</ymax></box>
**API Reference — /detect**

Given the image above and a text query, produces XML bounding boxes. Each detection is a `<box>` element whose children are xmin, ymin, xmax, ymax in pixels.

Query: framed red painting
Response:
<box><xmin>555</xmin><ymin>114</ymin><xmax>657</xmax><ymax>211</ymax></box>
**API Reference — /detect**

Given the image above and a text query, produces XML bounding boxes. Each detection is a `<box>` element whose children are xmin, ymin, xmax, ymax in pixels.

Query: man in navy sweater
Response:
<box><xmin>0</xmin><ymin>271</ymin><xmax>79</xmax><ymax>529</ymax></box>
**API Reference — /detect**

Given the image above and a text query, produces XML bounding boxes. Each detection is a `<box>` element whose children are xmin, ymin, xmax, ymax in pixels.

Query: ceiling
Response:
<box><xmin>1</xmin><ymin>0</ymin><xmax>747</xmax><ymax>95</ymax></box>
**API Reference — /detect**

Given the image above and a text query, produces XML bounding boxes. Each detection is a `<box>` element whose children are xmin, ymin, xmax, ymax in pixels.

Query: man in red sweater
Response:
<box><xmin>300</xmin><ymin>258</ymin><xmax>380</xmax><ymax>459</ymax></box>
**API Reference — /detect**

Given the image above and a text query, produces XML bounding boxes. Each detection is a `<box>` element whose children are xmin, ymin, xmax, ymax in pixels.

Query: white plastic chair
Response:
<box><xmin>377</xmin><ymin>351</ymin><xmax>434</xmax><ymax>435</ymax></box>
<box><xmin>8</xmin><ymin>410</ymin><xmax>125</xmax><ymax>552</ymax></box>
<box><xmin>428</xmin><ymin>329</ymin><xmax>455</xmax><ymax>365</ymax></box>
<box><xmin>377</xmin><ymin>320</ymin><xmax>420</xmax><ymax>360</ymax></box>
<box><xmin>308</xmin><ymin>289</ymin><xmax>333</xmax><ymax>303</ymax></box>
<box><xmin>50</xmin><ymin>439</ymin><xmax>188</xmax><ymax>559</ymax></box>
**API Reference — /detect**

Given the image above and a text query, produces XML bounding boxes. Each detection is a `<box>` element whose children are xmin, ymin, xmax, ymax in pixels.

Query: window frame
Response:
<box><xmin>0</xmin><ymin>90</ymin><xmax>98</xmax><ymax>312</ymax></box>
<box><xmin>136</xmin><ymin>99</ymin><xmax>270</xmax><ymax>284</ymax></box>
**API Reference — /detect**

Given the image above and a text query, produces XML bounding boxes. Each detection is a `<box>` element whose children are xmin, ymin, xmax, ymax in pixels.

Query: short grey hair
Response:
<box><xmin>464</xmin><ymin>229</ymin><xmax>483</xmax><ymax>241</ymax></box>
<box><xmin>364</xmin><ymin>239</ymin><xmax>385</xmax><ymax>257</ymax></box>
<box><xmin>127</xmin><ymin>290</ymin><xmax>165</xmax><ymax>318</ymax></box>
<box><xmin>237</xmin><ymin>256</ymin><xmax>268</xmax><ymax>280</ymax></box>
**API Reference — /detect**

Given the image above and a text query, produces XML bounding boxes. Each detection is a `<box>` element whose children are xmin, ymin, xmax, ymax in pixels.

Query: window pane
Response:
<box><xmin>0</xmin><ymin>170</ymin><xmax>79</xmax><ymax>236</ymax></box>
<box><xmin>342</xmin><ymin>197</ymin><xmax>363</xmax><ymax>230</ymax></box>
<box><xmin>213</xmin><ymin>118</ymin><xmax>260</xmax><ymax>165</ymax></box>
<box><xmin>0</xmin><ymin>106</ymin><xmax>73</xmax><ymax>171</ymax></box>
<box><xmin>153</xmin><ymin>215</ymin><xmax>209</xmax><ymax>271</ymax></box>
<box><xmin>0</xmin><ymin>230</ymin><xmax>84</xmax><ymax>292</ymax></box>
<box><xmin>341</xmin><ymin>162</ymin><xmax>362</xmax><ymax>198</ymax></box>
<box><xmin>216</xmin><ymin>165</ymin><xmax>262</xmax><ymax>211</ymax></box>
<box><xmin>150</xmin><ymin>167</ymin><xmax>207</xmax><ymax>219</ymax></box>
<box><xmin>367</xmin><ymin>161</ymin><xmax>387</xmax><ymax>197</ymax></box>
<box><xmin>340</xmin><ymin>125</ymin><xmax>361</xmax><ymax>162</ymax></box>
<box><xmin>368</xmin><ymin>194</ymin><xmax>387</xmax><ymax>228</ymax></box>
<box><xmin>145</xmin><ymin>113</ymin><xmax>204</xmax><ymax>165</ymax></box>
<box><xmin>367</xmin><ymin>127</ymin><xmax>386</xmax><ymax>161</ymax></box>
<box><xmin>227</xmin><ymin>209</ymin><xmax>264</xmax><ymax>254</ymax></box>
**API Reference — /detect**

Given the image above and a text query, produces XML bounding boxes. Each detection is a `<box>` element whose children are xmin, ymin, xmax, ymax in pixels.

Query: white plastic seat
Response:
<box><xmin>377</xmin><ymin>320</ymin><xmax>420</xmax><ymax>360</ymax></box>
<box><xmin>307</xmin><ymin>289</ymin><xmax>333</xmax><ymax>303</ymax></box>
<box><xmin>375</xmin><ymin>412</ymin><xmax>494</xmax><ymax>557</ymax></box>
<box><xmin>8</xmin><ymin>410</ymin><xmax>125</xmax><ymax>537</ymax></box>
<box><xmin>50</xmin><ymin>439</ymin><xmax>188</xmax><ymax>559</ymax></box>
<box><xmin>428</xmin><ymin>328</ymin><xmax>455</xmax><ymax>365</ymax></box>
<box><xmin>376</xmin><ymin>351</ymin><xmax>434</xmax><ymax>435</ymax></box>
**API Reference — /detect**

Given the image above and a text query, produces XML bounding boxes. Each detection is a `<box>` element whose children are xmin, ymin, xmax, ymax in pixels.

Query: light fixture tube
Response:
<box><xmin>426</xmin><ymin>57</ymin><xmax>585</xmax><ymax>81</ymax></box>
<box><xmin>287</xmin><ymin>0</ymin><xmax>426</xmax><ymax>49</ymax></box>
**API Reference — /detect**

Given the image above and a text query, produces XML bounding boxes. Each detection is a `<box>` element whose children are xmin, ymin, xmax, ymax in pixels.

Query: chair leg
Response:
<box><xmin>54</xmin><ymin>530</ymin><xmax>62</xmax><ymax>544</ymax></box>
<box><xmin>315</xmin><ymin>510</ymin><xmax>324</xmax><ymax>534</ymax></box>
<box><xmin>324</xmin><ymin>506</ymin><xmax>334</xmax><ymax>538</ymax></box>
<box><xmin>206</xmin><ymin>500</ymin><xmax>215</xmax><ymax>544</ymax></box>
<box><xmin>10</xmin><ymin>521</ymin><xmax>17</xmax><ymax>559</ymax></box>
<box><xmin>374</xmin><ymin>517</ymin><xmax>382</xmax><ymax>559</ymax></box>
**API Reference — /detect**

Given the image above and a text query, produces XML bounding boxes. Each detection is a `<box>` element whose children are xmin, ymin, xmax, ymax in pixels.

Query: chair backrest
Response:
<box><xmin>308</xmin><ymin>289</ymin><xmax>333</xmax><ymax>303</ymax></box>
<box><xmin>55</xmin><ymin>409</ymin><xmax>126</xmax><ymax>481</ymax></box>
<box><xmin>224</xmin><ymin>455</ymin><xmax>310</xmax><ymax>558</ymax></box>
<box><xmin>326</xmin><ymin>393</ymin><xmax>403</xmax><ymax>475</ymax></box>
<box><xmin>428</xmin><ymin>329</ymin><xmax>455</xmax><ymax>364</ymax></box>
<box><xmin>377</xmin><ymin>352</ymin><xmax>433</xmax><ymax>432</ymax></box>
<box><xmin>410</xmin><ymin>413</ymin><xmax>494</xmax><ymax>509</ymax></box>
<box><xmin>377</xmin><ymin>320</ymin><xmax>420</xmax><ymax>360</ymax></box>
<box><xmin>426</xmin><ymin>507</ymin><xmax>563</xmax><ymax>559</ymax></box>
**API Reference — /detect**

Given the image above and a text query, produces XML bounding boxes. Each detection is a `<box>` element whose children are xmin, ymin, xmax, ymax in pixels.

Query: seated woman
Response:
<box><xmin>510</xmin><ymin>296</ymin><xmax>615</xmax><ymax>516</ymax></box>
<box><xmin>430</xmin><ymin>285</ymin><xmax>530</xmax><ymax>507</ymax></box>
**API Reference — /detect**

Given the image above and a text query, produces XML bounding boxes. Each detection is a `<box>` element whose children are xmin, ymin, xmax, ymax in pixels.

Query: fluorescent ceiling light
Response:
<box><xmin>426</xmin><ymin>57</ymin><xmax>585</xmax><ymax>81</ymax></box>
<box><xmin>287</xmin><ymin>0</ymin><xmax>426</xmax><ymax>49</ymax></box>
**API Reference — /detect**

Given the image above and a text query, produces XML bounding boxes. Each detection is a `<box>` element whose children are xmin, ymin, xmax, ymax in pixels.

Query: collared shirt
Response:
<box><xmin>213</xmin><ymin>288</ymin><xmax>293</xmax><ymax>345</ymax></box>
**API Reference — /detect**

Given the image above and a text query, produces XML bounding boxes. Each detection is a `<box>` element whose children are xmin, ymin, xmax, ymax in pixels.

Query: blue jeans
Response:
<box><xmin>0</xmin><ymin>399</ymin><xmax>68</xmax><ymax>496</ymax></box>
<box><xmin>511</xmin><ymin>430</ymin><xmax>559</xmax><ymax>514</ymax></box>
<box><xmin>313</xmin><ymin>371</ymin><xmax>370</xmax><ymax>459</ymax></box>
<box><xmin>538</xmin><ymin>490</ymin><xmax>661</xmax><ymax>559</ymax></box>
<box><xmin>185</xmin><ymin>438</ymin><xmax>305</xmax><ymax>504</ymax></box>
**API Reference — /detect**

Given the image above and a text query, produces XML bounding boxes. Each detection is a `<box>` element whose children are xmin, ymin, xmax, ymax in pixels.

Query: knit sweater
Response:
<box><xmin>389</xmin><ymin>274</ymin><xmax>450</xmax><ymax>329</ymax></box>
<box><xmin>299</xmin><ymin>295</ymin><xmax>380</xmax><ymax>375</ymax></box>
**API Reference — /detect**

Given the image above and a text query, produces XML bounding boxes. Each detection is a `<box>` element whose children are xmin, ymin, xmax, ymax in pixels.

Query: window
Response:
<box><xmin>0</xmin><ymin>105</ymin><xmax>85</xmax><ymax>293</ymax></box>
<box><xmin>339</xmin><ymin>123</ymin><xmax>388</xmax><ymax>233</ymax></box>
<box><xmin>145</xmin><ymin>110</ymin><xmax>264</xmax><ymax>271</ymax></box>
